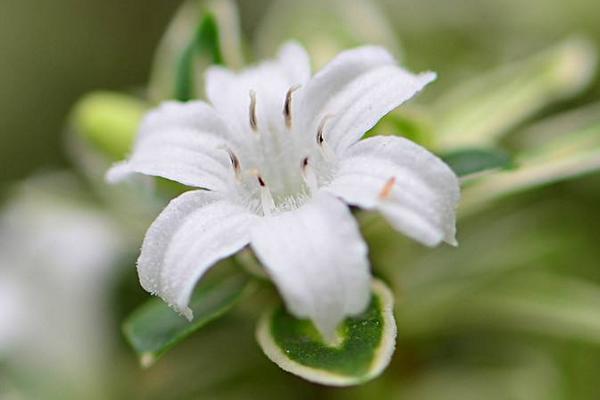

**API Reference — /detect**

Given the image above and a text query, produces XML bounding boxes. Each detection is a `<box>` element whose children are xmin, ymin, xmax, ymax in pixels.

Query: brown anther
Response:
<box><xmin>379</xmin><ymin>177</ymin><xmax>397</xmax><ymax>200</ymax></box>
<box><xmin>249</xmin><ymin>90</ymin><xmax>258</xmax><ymax>131</ymax></box>
<box><xmin>283</xmin><ymin>85</ymin><xmax>300</xmax><ymax>129</ymax></box>
<box><xmin>227</xmin><ymin>149</ymin><xmax>240</xmax><ymax>170</ymax></box>
<box><xmin>316</xmin><ymin>115</ymin><xmax>333</xmax><ymax>146</ymax></box>
<box><xmin>301</xmin><ymin>157</ymin><xmax>309</xmax><ymax>170</ymax></box>
<box><xmin>257</xmin><ymin>175</ymin><xmax>266</xmax><ymax>187</ymax></box>
<box><xmin>227</xmin><ymin>149</ymin><xmax>241</xmax><ymax>178</ymax></box>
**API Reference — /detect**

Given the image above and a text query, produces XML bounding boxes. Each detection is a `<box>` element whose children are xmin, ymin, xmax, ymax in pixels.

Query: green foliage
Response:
<box><xmin>256</xmin><ymin>280</ymin><xmax>396</xmax><ymax>386</ymax></box>
<box><xmin>433</xmin><ymin>38</ymin><xmax>597</xmax><ymax>151</ymax></box>
<box><xmin>461</xmin><ymin>105</ymin><xmax>600</xmax><ymax>213</ymax></box>
<box><xmin>441</xmin><ymin>148</ymin><xmax>514</xmax><ymax>178</ymax></box>
<box><xmin>175</xmin><ymin>13</ymin><xmax>224</xmax><ymax>102</ymax></box>
<box><xmin>123</xmin><ymin>261</ymin><xmax>253</xmax><ymax>367</ymax></box>
<box><xmin>365</xmin><ymin>108</ymin><xmax>435</xmax><ymax>148</ymax></box>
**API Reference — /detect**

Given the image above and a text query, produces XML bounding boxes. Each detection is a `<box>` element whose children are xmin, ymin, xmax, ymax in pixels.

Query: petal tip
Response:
<box><xmin>446</xmin><ymin>237</ymin><xmax>459</xmax><ymax>247</ymax></box>
<box><xmin>421</xmin><ymin>71</ymin><xmax>437</xmax><ymax>83</ymax></box>
<box><xmin>105</xmin><ymin>161</ymin><xmax>131</xmax><ymax>184</ymax></box>
<box><xmin>181</xmin><ymin>307</ymin><xmax>193</xmax><ymax>322</ymax></box>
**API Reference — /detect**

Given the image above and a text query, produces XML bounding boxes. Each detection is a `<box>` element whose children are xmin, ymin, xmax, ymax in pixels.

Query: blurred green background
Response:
<box><xmin>0</xmin><ymin>0</ymin><xmax>178</xmax><ymax>182</ymax></box>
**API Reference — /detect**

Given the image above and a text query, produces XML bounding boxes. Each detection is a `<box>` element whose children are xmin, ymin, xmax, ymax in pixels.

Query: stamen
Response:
<box><xmin>316</xmin><ymin>115</ymin><xmax>336</xmax><ymax>160</ymax></box>
<box><xmin>250</xmin><ymin>171</ymin><xmax>276</xmax><ymax>216</ymax></box>
<box><xmin>249</xmin><ymin>90</ymin><xmax>258</xmax><ymax>132</ymax></box>
<box><xmin>283</xmin><ymin>85</ymin><xmax>300</xmax><ymax>129</ymax></box>
<box><xmin>316</xmin><ymin>118</ymin><xmax>327</xmax><ymax>146</ymax></box>
<box><xmin>257</xmin><ymin>175</ymin><xmax>266</xmax><ymax>187</ymax></box>
<box><xmin>301</xmin><ymin>157</ymin><xmax>318</xmax><ymax>194</ymax></box>
<box><xmin>226</xmin><ymin>148</ymin><xmax>241</xmax><ymax>180</ymax></box>
<box><xmin>379</xmin><ymin>177</ymin><xmax>397</xmax><ymax>200</ymax></box>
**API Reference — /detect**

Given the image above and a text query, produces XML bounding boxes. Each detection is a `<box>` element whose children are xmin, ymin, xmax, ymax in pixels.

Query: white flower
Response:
<box><xmin>107</xmin><ymin>43</ymin><xmax>459</xmax><ymax>339</ymax></box>
<box><xmin>0</xmin><ymin>174</ymin><xmax>123</xmax><ymax>390</ymax></box>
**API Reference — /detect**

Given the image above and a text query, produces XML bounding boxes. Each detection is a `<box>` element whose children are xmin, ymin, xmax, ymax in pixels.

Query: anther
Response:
<box><xmin>254</xmin><ymin>174</ymin><xmax>275</xmax><ymax>216</ymax></box>
<box><xmin>226</xmin><ymin>148</ymin><xmax>241</xmax><ymax>180</ymax></box>
<box><xmin>379</xmin><ymin>177</ymin><xmax>397</xmax><ymax>200</ymax></box>
<box><xmin>257</xmin><ymin>175</ymin><xmax>266</xmax><ymax>187</ymax></box>
<box><xmin>316</xmin><ymin>115</ymin><xmax>336</xmax><ymax>160</ymax></box>
<box><xmin>316</xmin><ymin>115</ymin><xmax>334</xmax><ymax>146</ymax></box>
<box><xmin>301</xmin><ymin>156</ymin><xmax>318</xmax><ymax>194</ymax></box>
<box><xmin>283</xmin><ymin>85</ymin><xmax>300</xmax><ymax>129</ymax></box>
<box><xmin>249</xmin><ymin>90</ymin><xmax>258</xmax><ymax>132</ymax></box>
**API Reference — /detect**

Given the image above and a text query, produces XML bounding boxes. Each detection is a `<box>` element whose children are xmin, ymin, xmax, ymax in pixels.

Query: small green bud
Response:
<box><xmin>70</xmin><ymin>92</ymin><xmax>146</xmax><ymax>160</ymax></box>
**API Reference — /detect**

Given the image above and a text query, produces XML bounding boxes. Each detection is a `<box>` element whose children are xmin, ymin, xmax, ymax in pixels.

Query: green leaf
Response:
<box><xmin>256</xmin><ymin>280</ymin><xmax>396</xmax><ymax>386</ymax></box>
<box><xmin>441</xmin><ymin>148</ymin><xmax>513</xmax><ymax>178</ymax></box>
<box><xmin>365</xmin><ymin>108</ymin><xmax>436</xmax><ymax>148</ymax></box>
<box><xmin>433</xmin><ymin>38</ymin><xmax>597</xmax><ymax>151</ymax></box>
<box><xmin>461</xmin><ymin>272</ymin><xmax>600</xmax><ymax>344</ymax></box>
<box><xmin>460</xmin><ymin>108</ymin><xmax>600</xmax><ymax>214</ymax></box>
<box><xmin>123</xmin><ymin>261</ymin><xmax>253</xmax><ymax>367</ymax></box>
<box><xmin>148</xmin><ymin>0</ymin><xmax>244</xmax><ymax>102</ymax></box>
<box><xmin>175</xmin><ymin>12</ymin><xmax>224</xmax><ymax>102</ymax></box>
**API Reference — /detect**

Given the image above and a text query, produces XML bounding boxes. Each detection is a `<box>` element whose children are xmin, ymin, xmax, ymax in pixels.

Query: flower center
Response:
<box><xmin>225</xmin><ymin>87</ymin><xmax>336</xmax><ymax>216</ymax></box>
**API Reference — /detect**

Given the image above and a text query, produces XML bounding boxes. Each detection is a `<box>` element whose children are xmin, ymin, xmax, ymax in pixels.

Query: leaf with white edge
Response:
<box><xmin>123</xmin><ymin>261</ymin><xmax>253</xmax><ymax>367</ymax></box>
<box><xmin>257</xmin><ymin>279</ymin><xmax>396</xmax><ymax>386</ymax></box>
<box><xmin>433</xmin><ymin>38</ymin><xmax>597</xmax><ymax>150</ymax></box>
<box><xmin>460</xmin><ymin>113</ymin><xmax>600</xmax><ymax>215</ymax></box>
<box><xmin>441</xmin><ymin>148</ymin><xmax>514</xmax><ymax>178</ymax></box>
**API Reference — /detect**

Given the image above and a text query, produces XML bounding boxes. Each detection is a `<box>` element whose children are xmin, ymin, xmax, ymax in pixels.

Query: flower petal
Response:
<box><xmin>298</xmin><ymin>46</ymin><xmax>435</xmax><ymax>154</ymax></box>
<box><xmin>205</xmin><ymin>41</ymin><xmax>311</xmax><ymax>136</ymax></box>
<box><xmin>106</xmin><ymin>101</ymin><xmax>236</xmax><ymax>192</ymax></box>
<box><xmin>250</xmin><ymin>192</ymin><xmax>371</xmax><ymax>340</ymax></box>
<box><xmin>138</xmin><ymin>190</ymin><xmax>256</xmax><ymax>319</ymax></box>
<box><xmin>326</xmin><ymin>136</ymin><xmax>460</xmax><ymax>246</ymax></box>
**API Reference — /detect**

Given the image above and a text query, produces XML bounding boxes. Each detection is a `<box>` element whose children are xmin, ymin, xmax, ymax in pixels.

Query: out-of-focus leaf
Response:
<box><xmin>175</xmin><ymin>13</ymin><xmax>223</xmax><ymax>102</ymax></box>
<box><xmin>459</xmin><ymin>272</ymin><xmax>600</xmax><ymax>345</ymax></box>
<box><xmin>377</xmin><ymin>199</ymin><xmax>584</xmax><ymax>338</ymax></box>
<box><xmin>255</xmin><ymin>0</ymin><xmax>401</xmax><ymax>68</ymax></box>
<box><xmin>256</xmin><ymin>280</ymin><xmax>396</xmax><ymax>386</ymax></box>
<box><xmin>460</xmin><ymin>110</ymin><xmax>600</xmax><ymax>214</ymax></box>
<box><xmin>395</xmin><ymin>348</ymin><xmax>562</xmax><ymax>400</ymax></box>
<box><xmin>365</xmin><ymin>108</ymin><xmax>435</xmax><ymax>148</ymax></box>
<box><xmin>441</xmin><ymin>148</ymin><xmax>514</xmax><ymax>178</ymax></box>
<box><xmin>148</xmin><ymin>0</ymin><xmax>243</xmax><ymax>102</ymax></box>
<box><xmin>123</xmin><ymin>262</ymin><xmax>253</xmax><ymax>367</ymax></box>
<box><xmin>69</xmin><ymin>92</ymin><xmax>146</xmax><ymax>160</ymax></box>
<box><xmin>433</xmin><ymin>38</ymin><xmax>597</xmax><ymax>151</ymax></box>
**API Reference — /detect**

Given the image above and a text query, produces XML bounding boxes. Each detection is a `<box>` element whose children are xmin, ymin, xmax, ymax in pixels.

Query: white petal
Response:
<box><xmin>326</xmin><ymin>136</ymin><xmax>460</xmax><ymax>247</ymax></box>
<box><xmin>276</xmin><ymin>41</ymin><xmax>312</xmax><ymax>84</ymax></box>
<box><xmin>106</xmin><ymin>101</ymin><xmax>236</xmax><ymax>192</ymax></box>
<box><xmin>138</xmin><ymin>190</ymin><xmax>256</xmax><ymax>318</ymax></box>
<box><xmin>325</xmin><ymin>67</ymin><xmax>435</xmax><ymax>154</ymax></box>
<box><xmin>250</xmin><ymin>192</ymin><xmax>371</xmax><ymax>340</ymax></box>
<box><xmin>298</xmin><ymin>46</ymin><xmax>394</xmax><ymax>127</ymax></box>
<box><xmin>205</xmin><ymin>41</ymin><xmax>311</xmax><ymax>135</ymax></box>
<box><xmin>298</xmin><ymin>46</ymin><xmax>435</xmax><ymax>154</ymax></box>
